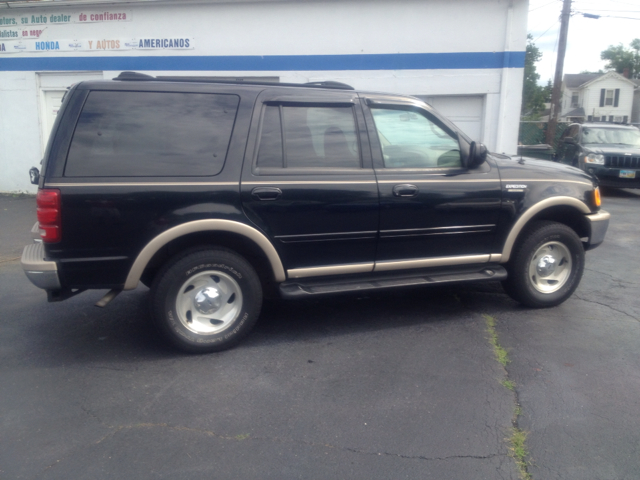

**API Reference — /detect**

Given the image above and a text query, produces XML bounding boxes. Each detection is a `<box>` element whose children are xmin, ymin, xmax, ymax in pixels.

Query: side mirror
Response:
<box><xmin>29</xmin><ymin>167</ymin><xmax>40</xmax><ymax>185</ymax></box>
<box><xmin>466</xmin><ymin>141</ymin><xmax>487</xmax><ymax>169</ymax></box>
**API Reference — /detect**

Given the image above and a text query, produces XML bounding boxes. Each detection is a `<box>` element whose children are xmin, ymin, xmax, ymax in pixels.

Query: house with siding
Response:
<box><xmin>561</xmin><ymin>72</ymin><xmax>636</xmax><ymax>123</ymax></box>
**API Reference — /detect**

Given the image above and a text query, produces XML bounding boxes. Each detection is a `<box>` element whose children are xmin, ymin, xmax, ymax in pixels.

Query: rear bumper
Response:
<box><xmin>585</xmin><ymin>209</ymin><xmax>610</xmax><ymax>250</ymax></box>
<box><xmin>21</xmin><ymin>243</ymin><xmax>61</xmax><ymax>290</ymax></box>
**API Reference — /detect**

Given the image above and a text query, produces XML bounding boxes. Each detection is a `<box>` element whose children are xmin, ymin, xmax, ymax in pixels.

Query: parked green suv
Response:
<box><xmin>556</xmin><ymin>123</ymin><xmax>640</xmax><ymax>188</ymax></box>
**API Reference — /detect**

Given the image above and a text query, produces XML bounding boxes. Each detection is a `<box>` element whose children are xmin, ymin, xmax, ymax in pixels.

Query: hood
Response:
<box><xmin>490</xmin><ymin>153</ymin><xmax>594</xmax><ymax>185</ymax></box>
<box><xmin>583</xmin><ymin>144</ymin><xmax>640</xmax><ymax>155</ymax></box>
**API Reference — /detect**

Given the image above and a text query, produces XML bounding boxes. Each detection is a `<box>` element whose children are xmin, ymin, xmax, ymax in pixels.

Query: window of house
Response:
<box><xmin>571</xmin><ymin>93</ymin><xmax>579</xmax><ymax>107</ymax></box>
<box><xmin>256</xmin><ymin>105</ymin><xmax>361</xmax><ymax>170</ymax></box>
<box><xmin>370</xmin><ymin>108</ymin><xmax>461</xmax><ymax>169</ymax></box>
<box><xmin>605</xmin><ymin>89</ymin><xmax>614</xmax><ymax>106</ymax></box>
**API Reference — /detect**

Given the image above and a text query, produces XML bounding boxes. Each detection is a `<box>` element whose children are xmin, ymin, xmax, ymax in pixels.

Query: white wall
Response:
<box><xmin>0</xmin><ymin>72</ymin><xmax>42</xmax><ymax>193</ymax></box>
<box><xmin>0</xmin><ymin>0</ymin><xmax>527</xmax><ymax>193</ymax></box>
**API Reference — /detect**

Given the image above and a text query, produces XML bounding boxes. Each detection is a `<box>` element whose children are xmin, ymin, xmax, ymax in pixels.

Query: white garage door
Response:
<box><xmin>38</xmin><ymin>71</ymin><xmax>104</xmax><ymax>155</ymax></box>
<box><xmin>414</xmin><ymin>95</ymin><xmax>484</xmax><ymax>143</ymax></box>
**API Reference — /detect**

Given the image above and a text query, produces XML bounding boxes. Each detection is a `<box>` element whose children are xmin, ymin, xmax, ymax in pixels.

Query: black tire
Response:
<box><xmin>502</xmin><ymin>221</ymin><xmax>584</xmax><ymax>308</ymax></box>
<box><xmin>150</xmin><ymin>247</ymin><xmax>262</xmax><ymax>353</ymax></box>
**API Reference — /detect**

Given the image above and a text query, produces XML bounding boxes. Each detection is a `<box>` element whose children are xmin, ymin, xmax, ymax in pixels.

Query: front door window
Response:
<box><xmin>370</xmin><ymin>108</ymin><xmax>461</xmax><ymax>169</ymax></box>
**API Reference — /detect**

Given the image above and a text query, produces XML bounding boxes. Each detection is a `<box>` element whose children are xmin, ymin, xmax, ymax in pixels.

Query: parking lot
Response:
<box><xmin>1</xmin><ymin>189</ymin><xmax>639</xmax><ymax>480</ymax></box>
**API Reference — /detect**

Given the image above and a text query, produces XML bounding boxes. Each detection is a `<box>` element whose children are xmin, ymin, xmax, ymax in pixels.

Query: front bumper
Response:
<box><xmin>21</xmin><ymin>242</ymin><xmax>61</xmax><ymax>290</ymax></box>
<box><xmin>587</xmin><ymin>166</ymin><xmax>640</xmax><ymax>188</ymax></box>
<box><xmin>585</xmin><ymin>209</ymin><xmax>610</xmax><ymax>250</ymax></box>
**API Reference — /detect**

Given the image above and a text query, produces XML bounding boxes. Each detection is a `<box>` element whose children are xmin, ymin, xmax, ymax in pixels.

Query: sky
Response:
<box><xmin>527</xmin><ymin>0</ymin><xmax>640</xmax><ymax>85</ymax></box>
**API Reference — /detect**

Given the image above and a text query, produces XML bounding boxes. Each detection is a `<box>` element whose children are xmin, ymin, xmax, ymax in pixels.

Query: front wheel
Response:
<box><xmin>150</xmin><ymin>248</ymin><xmax>262</xmax><ymax>353</ymax></box>
<box><xmin>502</xmin><ymin>221</ymin><xmax>584</xmax><ymax>308</ymax></box>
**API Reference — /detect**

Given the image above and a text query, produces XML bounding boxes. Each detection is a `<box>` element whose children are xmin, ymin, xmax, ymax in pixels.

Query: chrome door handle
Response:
<box><xmin>251</xmin><ymin>187</ymin><xmax>282</xmax><ymax>201</ymax></box>
<box><xmin>392</xmin><ymin>184</ymin><xmax>418</xmax><ymax>197</ymax></box>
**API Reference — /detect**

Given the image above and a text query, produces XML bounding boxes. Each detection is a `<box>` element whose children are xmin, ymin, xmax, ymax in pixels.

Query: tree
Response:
<box><xmin>521</xmin><ymin>35</ymin><xmax>548</xmax><ymax>118</ymax></box>
<box><xmin>600</xmin><ymin>39</ymin><xmax>640</xmax><ymax>78</ymax></box>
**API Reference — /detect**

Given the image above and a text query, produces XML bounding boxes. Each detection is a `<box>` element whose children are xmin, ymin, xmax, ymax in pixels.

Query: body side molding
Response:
<box><xmin>124</xmin><ymin>219</ymin><xmax>286</xmax><ymax>290</ymax></box>
<box><xmin>374</xmin><ymin>254</ymin><xmax>491</xmax><ymax>272</ymax></box>
<box><xmin>500</xmin><ymin>196</ymin><xmax>591</xmax><ymax>263</ymax></box>
<box><xmin>288</xmin><ymin>263</ymin><xmax>374</xmax><ymax>279</ymax></box>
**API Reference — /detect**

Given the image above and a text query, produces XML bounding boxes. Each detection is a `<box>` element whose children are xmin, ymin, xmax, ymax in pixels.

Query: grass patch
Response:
<box><xmin>483</xmin><ymin>313</ymin><xmax>531</xmax><ymax>479</ymax></box>
<box><xmin>483</xmin><ymin>314</ymin><xmax>509</xmax><ymax>366</ymax></box>
<box><xmin>502</xmin><ymin>379</ymin><xmax>516</xmax><ymax>391</ymax></box>
<box><xmin>509</xmin><ymin>428</ymin><xmax>531</xmax><ymax>480</ymax></box>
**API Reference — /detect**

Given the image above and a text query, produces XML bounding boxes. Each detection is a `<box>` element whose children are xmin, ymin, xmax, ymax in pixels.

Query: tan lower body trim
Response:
<box><xmin>287</xmin><ymin>254</ymin><xmax>503</xmax><ymax>279</ymax></box>
<box><xmin>287</xmin><ymin>263</ymin><xmax>374</xmax><ymax>279</ymax></box>
<box><xmin>374</xmin><ymin>254</ymin><xmax>491</xmax><ymax>272</ymax></box>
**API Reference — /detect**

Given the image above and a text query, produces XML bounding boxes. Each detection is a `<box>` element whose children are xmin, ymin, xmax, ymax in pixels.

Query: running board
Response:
<box><xmin>279</xmin><ymin>264</ymin><xmax>507</xmax><ymax>298</ymax></box>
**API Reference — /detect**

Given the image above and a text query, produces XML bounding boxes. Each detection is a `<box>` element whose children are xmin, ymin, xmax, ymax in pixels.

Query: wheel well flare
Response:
<box><xmin>124</xmin><ymin>220</ymin><xmax>285</xmax><ymax>290</ymax></box>
<box><xmin>501</xmin><ymin>196</ymin><xmax>591</xmax><ymax>263</ymax></box>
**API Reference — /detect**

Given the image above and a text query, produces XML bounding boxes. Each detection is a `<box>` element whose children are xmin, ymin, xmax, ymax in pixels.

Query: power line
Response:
<box><xmin>531</xmin><ymin>21</ymin><xmax>561</xmax><ymax>43</ymax></box>
<box><xmin>529</xmin><ymin>0</ymin><xmax>560</xmax><ymax>12</ymax></box>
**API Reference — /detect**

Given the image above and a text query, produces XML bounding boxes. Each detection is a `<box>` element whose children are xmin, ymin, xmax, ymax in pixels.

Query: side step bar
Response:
<box><xmin>279</xmin><ymin>264</ymin><xmax>507</xmax><ymax>298</ymax></box>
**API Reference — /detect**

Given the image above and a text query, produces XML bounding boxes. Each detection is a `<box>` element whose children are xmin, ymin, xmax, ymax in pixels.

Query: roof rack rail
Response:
<box><xmin>303</xmin><ymin>81</ymin><xmax>354</xmax><ymax>90</ymax></box>
<box><xmin>112</xmin><ymin>71</ymin><xmax>354</xmax><ymax>90</ymax></box>
<box><xmin>114</xmin><ymin>71</ymin><xmax>155</xmax><ymax>81</ymax></box>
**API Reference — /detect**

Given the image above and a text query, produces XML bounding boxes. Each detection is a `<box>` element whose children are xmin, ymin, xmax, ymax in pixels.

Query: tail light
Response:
<box><xmin>37</xmin><ymin>189</ymin><xmax>61</xmax><ymax>243</ymax></box>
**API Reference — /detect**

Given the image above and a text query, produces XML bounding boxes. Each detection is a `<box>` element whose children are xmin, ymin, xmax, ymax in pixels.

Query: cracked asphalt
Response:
<box><xmin>1</xmin><ymin>190</ymin><xmax>639</xmax><ymax>479</ymax></box>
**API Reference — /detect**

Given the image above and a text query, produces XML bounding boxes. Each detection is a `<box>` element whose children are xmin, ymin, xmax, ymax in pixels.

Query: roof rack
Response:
<box><xmin>113</xmin><ymin>71</ymin><xmax>354</xmax><ymax>90</ymax></box>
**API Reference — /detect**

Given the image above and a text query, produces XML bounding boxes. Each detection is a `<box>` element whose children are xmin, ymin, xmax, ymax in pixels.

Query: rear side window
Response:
<box><xmin>65</xmin><ymin>91</ymin><xmax>239</xmax><ymax>177</ymax></box>
<box><xmin>256</xmin><ymin>105</ymin><xmax>361</xmax><ymax>170</ymax></box>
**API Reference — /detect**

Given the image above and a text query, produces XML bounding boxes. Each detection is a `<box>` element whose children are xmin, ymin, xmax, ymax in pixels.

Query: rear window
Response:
<box><xmin>256</xmin><ymin>104</ymin><xmax>361</xmax><ymax>170</ymax></box>
<box><xmin>65</xmin><ymin>91</ymin><xmax>239</xmax><ymax>177</ymax></box>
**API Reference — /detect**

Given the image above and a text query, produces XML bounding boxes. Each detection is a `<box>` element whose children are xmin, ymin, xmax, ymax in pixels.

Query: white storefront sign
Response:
<box><xmin>0</xmin><ymin>10</ymin><xmax>132</xmax><ymax>27</ymax></box>
<box><xmin>0</xmin><ymin>37</ymin><xmax>194</xmax><ymax>53</ymax></box>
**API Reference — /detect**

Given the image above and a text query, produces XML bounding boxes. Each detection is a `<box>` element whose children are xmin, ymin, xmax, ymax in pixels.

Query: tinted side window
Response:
<box><xmin>65</xmin><ymin>91</ymin><xmax>239</xmax><ymax>177</ymax></box>
<box><xmin>371</xmin><ymin>108</ymin><xmax>461</xmax><ymax>169</ymax></box>
<box><xmin>257</xmin><ymin>106</ymin><xmax>284</xmax><ymax>168</ymax></box>
<box><xmin>256</xmin><ymin>105</ymin><xmax>360</xmax><ymax>169</ymax></box>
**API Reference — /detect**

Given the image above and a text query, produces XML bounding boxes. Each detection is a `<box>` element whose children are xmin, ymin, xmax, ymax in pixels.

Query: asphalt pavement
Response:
<box><xmin>1</xmin><ymin>191</ymin><xmax>639</xmax><ymax>479</ymax></box>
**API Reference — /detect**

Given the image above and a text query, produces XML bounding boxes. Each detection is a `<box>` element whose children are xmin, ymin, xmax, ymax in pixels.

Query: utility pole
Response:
<box><xmin>546</xmin><ymin>0</ymin><xmax>572</xmax><ymax>146</ymax></box>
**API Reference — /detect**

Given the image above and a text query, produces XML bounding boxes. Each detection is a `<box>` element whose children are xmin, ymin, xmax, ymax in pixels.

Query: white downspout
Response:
<box><xmin>497</xmin><ymin>0</ymin><xmax>514</xmax><ymax>153</ymax></box>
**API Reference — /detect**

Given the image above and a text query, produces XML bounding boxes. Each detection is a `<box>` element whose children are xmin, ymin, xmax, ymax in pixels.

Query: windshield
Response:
<box><xmin>581</xmin><ymin>127</ymin><xmax>640</xmax><ymax>147</ymax></box>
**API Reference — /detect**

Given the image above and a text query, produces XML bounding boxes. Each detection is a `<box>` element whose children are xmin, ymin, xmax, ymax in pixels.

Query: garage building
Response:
<box><xmin>0</xmin><ymin>0</ymin><xmax>527</xmax><ymax>193</ymax></box>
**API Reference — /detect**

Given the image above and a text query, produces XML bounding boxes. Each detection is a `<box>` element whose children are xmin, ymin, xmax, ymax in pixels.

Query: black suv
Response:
<box><xmin>22</xmin><ymin>72</ymin><xmax>610</xmax><ymax>352</ymax></box>
<box><xmin>556</xmin><ymin>122</ymin><xmax>640</xmax><ymax>188</ymax></box>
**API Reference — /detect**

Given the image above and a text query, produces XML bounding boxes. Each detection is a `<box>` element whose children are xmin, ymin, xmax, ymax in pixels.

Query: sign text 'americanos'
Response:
<box><xmin>0</xmin><ymin>37</ymin><xmax>195</xmax><ymax>53</ymax></box>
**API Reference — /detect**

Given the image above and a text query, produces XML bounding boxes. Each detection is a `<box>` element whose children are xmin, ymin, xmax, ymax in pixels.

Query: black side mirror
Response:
<box><xmin>466</xmin><ymin>141</ymin><xmax>487</xmax><ymax>169</ymax></box>
<box><xmin>29</xmin><ymin>167</ymin><xmax>40</xmax><ymax>185</ymax></box>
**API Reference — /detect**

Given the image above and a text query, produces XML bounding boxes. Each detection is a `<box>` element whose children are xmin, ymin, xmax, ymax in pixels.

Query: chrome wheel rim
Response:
<box><xmin>528</xmin><ymin>241</ymin><xmax>572</xmax><ymax>294</ymax></box>
<box><xmin>175</xmin><ymin>270</ymin><xmax>243</xmax><ymax>335</ymax></box>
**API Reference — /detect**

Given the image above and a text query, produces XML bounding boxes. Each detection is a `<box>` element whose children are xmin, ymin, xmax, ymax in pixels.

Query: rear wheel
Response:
<box><xmin>150</xmin><ymin>248</ymin><xmax>262</xmax><ymax>353</ymax></box>
<box><xmin>502</xmin><ymin>221</ymin><xmax>584</xmax><ymax>308</ymax></box>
